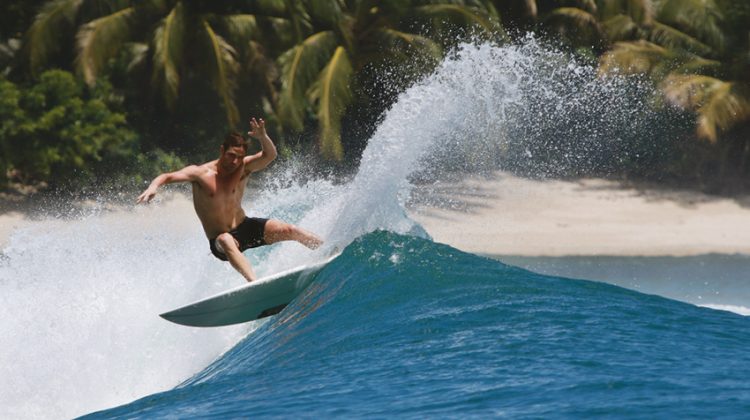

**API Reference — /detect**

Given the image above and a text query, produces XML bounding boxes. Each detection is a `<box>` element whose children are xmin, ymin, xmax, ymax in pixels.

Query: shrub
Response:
<box><xmin>0</xmin><ymin>70</ymin><xmax>138</xmax><ymax>188</ymax></box>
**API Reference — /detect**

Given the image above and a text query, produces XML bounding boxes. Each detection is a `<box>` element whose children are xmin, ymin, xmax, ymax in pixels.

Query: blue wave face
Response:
<box><xmin>85</xmin><ymin>232</ymin><xmax>750</xmax><ymax>418</ymax></box>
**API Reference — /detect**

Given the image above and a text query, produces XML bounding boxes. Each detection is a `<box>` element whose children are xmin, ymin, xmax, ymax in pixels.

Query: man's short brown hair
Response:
<box><xmin>222</xmin><ymin>132</ymin><xmax>248</xmax><ymax>151</ymax></box>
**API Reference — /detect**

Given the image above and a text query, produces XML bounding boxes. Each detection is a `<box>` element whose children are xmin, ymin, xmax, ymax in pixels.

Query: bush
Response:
<box><xmin>0</xmin><ymin>70</ymin><xmax>138</xmax><ymax>188</ymax></box>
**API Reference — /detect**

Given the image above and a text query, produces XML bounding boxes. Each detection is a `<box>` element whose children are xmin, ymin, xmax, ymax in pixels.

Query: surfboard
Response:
<box><xmin>160</xmin><ymin>253</ymin><xmax>339</xmax><ymax>327</ymax></box>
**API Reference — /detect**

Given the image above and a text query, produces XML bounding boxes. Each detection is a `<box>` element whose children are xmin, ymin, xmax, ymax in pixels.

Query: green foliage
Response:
<box><xmin>7</xmin><ymin>0</ymin><xmax>750</xmax><ymax>186</ymax></box>
<box><xmin>17</xmin><ymin>0</ymin><xmax>290</xmax><ymax>131</ymax></box>
<box><xmin>593</xmin><ymin>0</ymin><xmax>750</xmax><ymax>143</ymax></box>
<box><xmin>0</xmin><ymin>70</ymin><xmax>138</xmax><ymax>187</ymax></box>
<box><xmin>125</xmin><ymin>148</ymin><xmax>186</xmax><ymax>187</ymax></box>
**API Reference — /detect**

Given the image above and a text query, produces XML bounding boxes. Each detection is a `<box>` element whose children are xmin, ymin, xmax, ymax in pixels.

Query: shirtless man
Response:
<box><xmin>137</xmin><ymin>117</ymin><xmax>323</xmax><ymax>282</ymax></box>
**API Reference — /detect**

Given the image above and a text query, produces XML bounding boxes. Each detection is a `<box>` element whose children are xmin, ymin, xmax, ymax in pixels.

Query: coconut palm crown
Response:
<box><xmin>18</xmin><ymin>0</ymin><xmax>295</xmax><ymax>127</ymax></box>
<box><xmin>501</xmin><ymin>0</ymin><xmax>749</xmax><ymax>143</ymax></box>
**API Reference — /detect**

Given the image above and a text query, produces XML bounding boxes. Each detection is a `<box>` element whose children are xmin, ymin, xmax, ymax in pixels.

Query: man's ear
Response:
<box><xmin>219</xmin><ymin>145</ymin><xmax>225</xmax><ymax>155</ymax></box>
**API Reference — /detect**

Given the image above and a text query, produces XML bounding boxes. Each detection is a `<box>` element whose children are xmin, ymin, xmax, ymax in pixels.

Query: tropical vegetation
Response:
<box><xmin>0</xmin><ymin>70</ymin><xmax>137</xmax><ymax>186</ymax></box>
<box><xmin>0</xmin><ymin>0</ymin><xmax>748</xmax><ymax>191</ymax></box>
<box><xmin>547</xmin><ymin>0</ymin><xmax>750</xmax><ymax>181</ymax></box>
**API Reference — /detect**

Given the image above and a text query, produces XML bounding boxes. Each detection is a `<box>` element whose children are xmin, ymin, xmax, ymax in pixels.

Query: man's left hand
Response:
<box><xmin>248</xmin><ymin>117</ymin><xmax>267</xmax><ymax>139</ymax></box>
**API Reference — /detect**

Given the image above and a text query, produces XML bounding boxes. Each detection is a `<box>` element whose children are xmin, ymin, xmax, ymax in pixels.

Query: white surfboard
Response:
<box><xmin>160</xmin><ymin>253</ymin><xmax>340</xmax><ymax>327</ymax></box>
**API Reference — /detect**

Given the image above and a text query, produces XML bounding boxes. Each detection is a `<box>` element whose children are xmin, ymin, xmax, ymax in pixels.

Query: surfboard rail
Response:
<box><xmin>160</xmin><ymin>253</ymin><xmax>340</xmax><ymax>327</ymax></box>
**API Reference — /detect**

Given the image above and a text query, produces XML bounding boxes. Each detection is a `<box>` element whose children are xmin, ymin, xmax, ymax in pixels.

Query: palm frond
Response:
<box><xmin>415</xmin><ymin>4</ymin><xmax>504</xmax><ymax>36</ymax></box>
<box><xmin>598</xmin><ymin>0</ymin><xmax>653</xmax><ymax>24</ymax></box>
<box><xmin>673</xmin><ymin>56</ymin><xmax>722</xmax><ymax>76</ymax></box>
<box><xmin>253</xmin><ymin>0</ymin><xmax>288</xmax><ymax>16</ymax></box>
<box><xmin>662</xmin><ymin>74</ymin><xmax>750</xmax><ymax>142</ymax></box>
<box><xmin>373</xmin><ymin>28</ymin><xmax>442</xmax><ymax>61</ymax></box>
<box><xmin>126</xmin><ymin>42</ymin><xmax>149</xmax><ymax>73</ymax></box>
<box><xmin>284</xmin><ymin>0</ymin><xmax>313</xmax><ymax>43</ymax></box>
<box><xmin>544</xmin><ymin>7</ymin><xmax>602</xmax><ymax>36</ymax></box>
<box><xmin>243</xmin><ymin>40</ymin><xmax>278</xmax><ymax>105</ymax></box>
<box><xmin>76</xmin><ymin>7</ymin><xmax>135</xmax><ymax>86</ymax></box>
<box><xmin>304</xmin><ymin>0</ymin><xmax>345</xmax><ymax>27</ymax></box>
<box><xmin>213</xmin><ymin>13</ymin><xmax>263</xmax><ymax>62</ymax></box>
<box><xmin>598</xmin><ymin>40</ymin><xmax>674</xmax><ymax>78</ymax></box>
<box><xmin>600</xmin><ymin>39</ymin><xmax>724</xmax><ymax>83</ymax></box>
<box><xmin>277</xmin><ymin>30</ymin><xmax>338</xmax><ymax>132</ymax></box>
<box><xmin>572</xmin><ymin>0</ymin><xmax>597</xmax><ymax>14</ymax></box>
<box><xmin>221</xmin><ymin>14</ymin><xmax>259</xmax><ymax>44</ymax></box>
<box><xmin>647</xmin><ymin>21</ymin><xmax>712</xmax><ymax>57</ymax></box>
<box><xmin>308</xmin><ymin>46</ymin><xmax>353</xmax><ymax>161</ymax></box>
<box><xmin>657</xmin><ymin>0</ymin><xmax>725</xmax><ymax>52</ymax></box>
<box><xmin>602</xmin><ymin>14</ymin><xmax>642</xmax><ymax>42</ymax></box>
<box><xmin>253</xmin><ymin>16</ymin><xmax>296</xmax><ymax>50</ymax></box>
<box><xmin>522</xmin><ymin>0</ymin><xmax>538</xmax><ymax>20</ymax></box>
<box><xmin>625</xmin><ymin>0</ymin><xmax>653</xmax><ymax>24</ymax></box>
<box><xmin>151</xmin><ymin>2</ymin><xmax>185</xmax><ymax>110</ymax></box>
<box><xmin>201</xmin><ymin>20</ymin><xmax>240</xmax><ymax>126</ymax></box>
<box><xmin>24</xmin><ymin>0</ymin><xmax>84</xmax><ymax>76</ymax></box>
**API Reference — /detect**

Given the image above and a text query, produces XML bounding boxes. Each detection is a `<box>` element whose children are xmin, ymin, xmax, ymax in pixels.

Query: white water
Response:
<box><xmin>701</xmin><ymin>304</ymin><xmax>750</xmax><ymax>316</ymax></box>
<box><xmin>0</xmin><ymin>199</ymin><xmax>257</xmax><ymax>419</ymax></box>
<box><xmin>0</xmin><ymin>37</ymin><xmax>721</xmax><ymax>418</ymax></box>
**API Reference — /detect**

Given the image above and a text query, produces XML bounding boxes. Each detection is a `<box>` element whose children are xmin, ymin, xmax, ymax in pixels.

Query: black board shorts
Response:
<box><xmin>209</xmin><ymin>217</ymin><xmax>269</xmax><ymax>261</ymax></box>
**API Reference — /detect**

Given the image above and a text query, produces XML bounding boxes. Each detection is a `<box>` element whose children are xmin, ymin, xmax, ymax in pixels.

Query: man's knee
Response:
<box><xmin>216</xmin><ymin>233</ymin><xmax>239</xmax><ymax>253</ymax></box>
<box><xmin>278</xmin><ymin>224</ymin><xmax>297</xmax><ymax>237</ymax></box>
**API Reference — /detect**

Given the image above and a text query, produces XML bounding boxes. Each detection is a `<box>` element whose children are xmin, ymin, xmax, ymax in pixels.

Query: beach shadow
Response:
<box><xmin>407</xmin><ymin>172</ymin><xmax>502</xmax><ymax>215</ymax></box>
<box><xmin>566</xmin><ymin>177</ymin><xmax>744</xmax><ymax>209</ymax></box>
<box><xmin>409</xmin><ymin>170</ymin><xmax>750</xmax><ymax>216</ymax></box>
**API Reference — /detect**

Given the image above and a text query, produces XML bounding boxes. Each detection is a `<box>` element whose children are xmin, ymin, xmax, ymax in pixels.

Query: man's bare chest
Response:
<box><xmin>194</xmin><ymin>173</ymin><xmax>247</xmax><ymax>200</ymax></box>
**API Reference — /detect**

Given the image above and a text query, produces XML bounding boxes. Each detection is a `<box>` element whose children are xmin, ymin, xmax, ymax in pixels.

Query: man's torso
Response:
<box><xmin>191</xmin><ymin>161</ymin><xmax>251</xmax><ymax>238</ymax></box>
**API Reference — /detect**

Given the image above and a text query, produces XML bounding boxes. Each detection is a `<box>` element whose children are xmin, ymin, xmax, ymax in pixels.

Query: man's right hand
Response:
<box><xmin>136</xmin><ymin>187</ymin><xmax>157</xmax><ymax>204</ymax></box>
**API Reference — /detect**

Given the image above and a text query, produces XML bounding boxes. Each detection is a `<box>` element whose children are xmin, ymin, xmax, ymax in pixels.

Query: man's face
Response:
<box><xmin>219</xmin><ymin>146</ymin><xmax>246</xmax><ymax>173</ymax></box>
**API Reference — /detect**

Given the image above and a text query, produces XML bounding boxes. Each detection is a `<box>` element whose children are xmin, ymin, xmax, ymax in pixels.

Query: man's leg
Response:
<box><xmin>216</xmin><ymin>233</ymin><xmax>257</xmax><ymax>282</ymax></box>
<box><xmin>264</xmin><ymin>219</ymin><xmax>323</xmax><ymax>249</ymax></box>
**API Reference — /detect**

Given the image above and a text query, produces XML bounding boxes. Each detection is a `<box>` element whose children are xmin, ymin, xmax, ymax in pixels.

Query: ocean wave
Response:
<box><xmin>85</xmin><ymin>232</ymin><xmax>750</xmax><ymax>419</ymax></box>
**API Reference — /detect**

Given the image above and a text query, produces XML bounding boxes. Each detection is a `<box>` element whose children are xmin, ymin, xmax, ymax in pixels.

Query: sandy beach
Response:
<box><xmin>3</xmin><ymin>173</ymin><xmax>750</xmax><ymax>256</ymax></box>
<box><xmin>407</xmin><ymin>172</ymin><xmax>750</xmax><ymax>257</ymax></box>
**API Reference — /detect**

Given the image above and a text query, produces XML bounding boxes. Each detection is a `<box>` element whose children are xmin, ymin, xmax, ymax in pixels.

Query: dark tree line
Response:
<box><xmin>1</xmin><ymin>0</ymin><xmax>749</xmax><ymax>191</ymax></box>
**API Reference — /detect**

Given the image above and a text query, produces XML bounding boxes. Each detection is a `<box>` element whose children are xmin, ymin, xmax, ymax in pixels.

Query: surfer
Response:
<box><xmin>136</xmin><ymin>116</ymin><xmax>323</xmax><ymax>282</ymax></box>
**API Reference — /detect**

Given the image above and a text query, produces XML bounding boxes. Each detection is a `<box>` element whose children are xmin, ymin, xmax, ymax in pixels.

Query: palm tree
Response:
<box><xmin>596</xmin><ymin>0</ymin><xmax>750</xmax><ymax>143</ymax></box>
<box><xmin>276</xmin><ymin>0</ymin><xmax>504</xmax><ymax>160</ymax></box>
<box><xmin>18</xmin><ymin>0</ymin><xmax>292</xmax><ymax>127</ymax></box>
<box><xmin>512</xmin><ymin>0</ymin><xmax>749</xmax><ymax>143</ymax></box>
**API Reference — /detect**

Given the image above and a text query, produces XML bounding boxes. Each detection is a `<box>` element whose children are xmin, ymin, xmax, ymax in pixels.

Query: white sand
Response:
<box><xmin>407</xmin><ymin>172</ymin><xmax>750</xmax><ymax>256</ymax></box>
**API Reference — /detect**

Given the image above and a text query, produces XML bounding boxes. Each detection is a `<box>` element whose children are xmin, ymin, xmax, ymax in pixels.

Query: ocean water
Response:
<box><xmin>500</xmin><ymin>254</ymin><xmax>750</xmax><ymax>315</ymax></box>
<box><xmin>3</xmin><ymin>38</ymin><xmax>750</xmax><ymax>418</ymax></box>
<box><xmin>83</xmin><ymin>231</ymin><xmax>750</xmax><ymax>418</ymax></box>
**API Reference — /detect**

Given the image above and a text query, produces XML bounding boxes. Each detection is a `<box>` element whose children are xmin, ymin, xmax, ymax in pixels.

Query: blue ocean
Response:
<box><xmin>86</xmin><ymin>232</ymin><xmax>750</xmax><ymax>418</ymax></box>
<box><xmin>2</xmin><ymin>40</ymin><xmax>750</xmax><ymax>418</ymax></box>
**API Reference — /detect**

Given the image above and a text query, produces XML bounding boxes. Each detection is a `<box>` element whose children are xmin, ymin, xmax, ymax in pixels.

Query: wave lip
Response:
<box><xmin>701</xmin><ymin>304</ymin><xmax>750</xmax><ymax>316</ymax></box>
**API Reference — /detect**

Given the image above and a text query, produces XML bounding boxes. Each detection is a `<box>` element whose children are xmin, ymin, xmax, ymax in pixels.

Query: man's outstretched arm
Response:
<box><xmin>244</xmin><ymin>117</ymin><xmax>277</xmax><ymax>173</ymax></box>
<box><xmin>136</xmin><ymin>165</ymin><xmax>202</xmax><ymax>204</ymax></box>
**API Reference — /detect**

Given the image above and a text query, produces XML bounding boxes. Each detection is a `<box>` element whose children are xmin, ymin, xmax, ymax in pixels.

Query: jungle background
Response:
<box><xmin>1</xmin><ymin>0</ymin><xmax>748</xmax><ymax>195</ymax></box>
